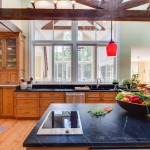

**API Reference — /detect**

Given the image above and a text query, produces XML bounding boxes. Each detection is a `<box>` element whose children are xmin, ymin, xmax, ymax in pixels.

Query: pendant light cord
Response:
<box><xmin>111</xmin><ymin>20</ymin><xmax>112</xmax><ymax>42</ymax></box>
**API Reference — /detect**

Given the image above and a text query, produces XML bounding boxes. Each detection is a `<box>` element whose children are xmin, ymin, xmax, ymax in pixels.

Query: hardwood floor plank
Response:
<box><xmin>0</xmin><ymin>119</ymin><xmax>37</xmax><ymax>150</ymax></box>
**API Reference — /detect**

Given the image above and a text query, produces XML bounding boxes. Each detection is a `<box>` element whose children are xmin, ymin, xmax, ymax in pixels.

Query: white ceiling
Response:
<box><xmin>131</xmin><ymin>47</ymin><xmax>150</xmax><ymax>61</ymax></box>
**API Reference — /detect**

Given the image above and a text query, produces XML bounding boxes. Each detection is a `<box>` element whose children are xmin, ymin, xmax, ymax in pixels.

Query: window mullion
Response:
<box><xmin>72</xmin><ymin>21</ymin><xmax>78</xmax><ymax>83</ymax></box>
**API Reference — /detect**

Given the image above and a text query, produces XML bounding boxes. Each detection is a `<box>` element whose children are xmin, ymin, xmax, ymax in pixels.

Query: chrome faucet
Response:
<box><xmin>97</xmin><ymin>78</ymin><xmax>102</xmax><ymax>88</ymax></box>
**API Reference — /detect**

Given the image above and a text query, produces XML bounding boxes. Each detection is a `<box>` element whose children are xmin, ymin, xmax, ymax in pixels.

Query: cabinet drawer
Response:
<box><xmin>86</xmin><ymin>98</ymin><xmax>100</xmax><ymax>103</ymax></box>
<box><xmin>41</xmin><ymin>99</ymin><xmax>64</xmax><ymax>106</ymax></box>
<box><xmin>15</xmin><ymin>107</ymin><xmax>39</xmax><ymax>117</ymax></box>
<box><xmin>86</xmin><ymin>92</ymin><xmax>100</xmax><ymax>98</ymax></box>
<box><xmin>40</xmin><ymin>92</ymin><xmax>65</xmax><ymax>98</ymax></box>
<box><xmin>100</xmin><ymin>98</ymin><xmax>116</xmax><ymax>103</ymax></box>
<box><xmin>15</xmin><ymin>92</ymin><xmax>39</xmax><ymax>98</ymax></box>
<box><xmin>16</xmin><ymin>99</ymin><xmax>38</xmax><ymax>106</ymax></box>
<box><xmin>102</xmin><ymin>92</ymin><xmax>118</xmax><ymax>98</ymax></box>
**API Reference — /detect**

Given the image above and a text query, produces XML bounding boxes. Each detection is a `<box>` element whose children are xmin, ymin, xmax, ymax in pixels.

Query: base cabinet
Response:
<box><xmin>13</xmin><ymin>91</ymin><xmax>118</xmax><ymax>118</ymax></box>
<box><xmin>40</xmin><ymin>92</ymin><xmax>65</xmax><ymax>116</ymax></box>
<box><xmin>0</xmin><ymin>87</ymin><xmax>15</xmax><ymax>117</ymax></box>
<box><xmin>86</xmin><ymin>92</ymin><xmax>118</xmax><ymax>103</ymax></box>
<box><xmin>14</xmin><ymin>92</ymin><xmax>39</xmax><ymax>118</ymax></box>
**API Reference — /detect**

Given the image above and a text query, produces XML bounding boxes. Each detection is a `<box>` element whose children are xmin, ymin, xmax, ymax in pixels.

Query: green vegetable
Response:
<box><xmin>142</xmin><ymin>100</ymin><xmax>150</xmax><ymax>106</ymax></box>
<box><xmin>132</xmin><ymin>92</ymin><xmax>150</xmax><ymax>101</ymax></box>
<box><xmin>88</xmin><ymin>109</ymin><xmax>107</xmax><ymax>116</ymax></box>
<box><xmin>116</xmin><ymin>93</ymin><xmax>125</xmax><ymax>100</ymax></box>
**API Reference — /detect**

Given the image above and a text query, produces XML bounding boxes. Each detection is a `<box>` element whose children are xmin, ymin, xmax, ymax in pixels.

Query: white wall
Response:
<box><xmin>120</xmin><ymin>21</ymin><xmax>150</xmax><ymax>80</ymax></box>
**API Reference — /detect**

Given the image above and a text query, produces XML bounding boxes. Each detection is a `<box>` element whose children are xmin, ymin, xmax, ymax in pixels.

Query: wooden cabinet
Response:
<box><xmin>0</xmin><ymin>87</ymin><xmax>15</xmax><ymax>117</ymax></box>
<box><xmin>86</xmin><ymin>92</ymin><xmax>118</xmax><ymax>103</ymax></box>
<box><xmin>14</xmin><ymin>92</ymin><xmax>39</xmax><ymax>118</ymax></box>
<box><xmin>0</xmin><ymin>32</ymin><xmax>25</xmax><ymax>84</ymax></box>
<box><xmin>40</xmin><ymin>92</ymin><xmax>65</xmax><ymax>116</ymax></box>
<box><xmin>0</xmin><ymin>88</ymin><xmax>2</xmax><ymax>115</ymax></box>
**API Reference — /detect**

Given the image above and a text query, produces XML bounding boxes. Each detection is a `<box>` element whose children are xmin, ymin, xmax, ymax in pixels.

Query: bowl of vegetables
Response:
<box><xmin>116</xmin><ymin>91</ymin><xmax>150</xmax><ymax>115</ymax></box>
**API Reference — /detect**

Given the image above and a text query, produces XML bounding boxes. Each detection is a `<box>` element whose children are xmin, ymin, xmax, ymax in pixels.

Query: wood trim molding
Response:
<box><xmin>0</xmin><ymin>9</ymin><xmax>150</xmax><ymax>21</ymax></box>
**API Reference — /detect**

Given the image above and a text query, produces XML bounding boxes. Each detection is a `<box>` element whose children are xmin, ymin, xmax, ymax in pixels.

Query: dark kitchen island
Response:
<box><xmin>23</xmin><ymin>103</ymin><xmax>150</xmax><ymax>150</ymax></box>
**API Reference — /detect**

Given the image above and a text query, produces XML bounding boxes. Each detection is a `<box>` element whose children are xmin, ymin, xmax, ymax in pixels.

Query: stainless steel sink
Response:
<box><xmin>90</xmin><ymin>88</ymin><xmax>115</xmax><ymax>91</ymax></box>
<box><xmin>37</xmin><ymin>110</ymin><xmax>83</xmax><ymax>135</ymax></box>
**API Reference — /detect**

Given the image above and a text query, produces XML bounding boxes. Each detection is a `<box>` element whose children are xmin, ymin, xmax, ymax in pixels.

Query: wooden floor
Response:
<box><xmin>0</xmin><ymin>119</ymin><xmax>37</xmax><ymax>150</ymax></box>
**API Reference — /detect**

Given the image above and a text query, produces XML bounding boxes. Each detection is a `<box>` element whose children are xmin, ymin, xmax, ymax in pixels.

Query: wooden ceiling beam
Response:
<box><xmin>42</xmin><ymin>26</ymin><xmax>101</xmax><ymax>31</ymax></box>
<box><xmin>0</xmin><ymin>8</ymin><xmax>150</xmax><ymax>21</ymax></box>
<box><xmin>120</xmin><ymin>0</ymin><xmax>149</xmax><ymax>10</ymax></box>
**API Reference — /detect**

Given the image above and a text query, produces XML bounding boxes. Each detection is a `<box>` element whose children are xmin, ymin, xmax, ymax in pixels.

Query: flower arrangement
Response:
<box><xmin>21</xmin><ymin>77</ymin><xmax>33</xmax><ymax>83</ymax></box>
<box><xmin>20</xmin><ymin>77</ymin><xmax>33</xmax><ymax>90</ymax></box>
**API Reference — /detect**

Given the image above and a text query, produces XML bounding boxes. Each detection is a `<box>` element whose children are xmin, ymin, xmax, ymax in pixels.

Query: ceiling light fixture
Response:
<box><xmin>31</xmin><ymin>0</ymin><xmax>35</xmax><ymax>9</ymax></box>
<box><xmin>72</xmin><ymin>0</ymin><xmax>76</xmax><ymax>9</ymax></box>
<box><xmin>106</xmin><ymin>20</ymin><xmax>117</xmax><ymax>57</ymax></box>
<box><xmin>53</xmin><ymin>0</ymin><xmax>57</xmax><ymax>9</ymax></box>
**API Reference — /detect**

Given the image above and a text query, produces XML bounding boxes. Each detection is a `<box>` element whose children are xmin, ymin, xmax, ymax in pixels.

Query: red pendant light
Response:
<box><xmin>106</xmin><ymin>20</ymin><xmax>117</xmax><ymax>57</ymax></box>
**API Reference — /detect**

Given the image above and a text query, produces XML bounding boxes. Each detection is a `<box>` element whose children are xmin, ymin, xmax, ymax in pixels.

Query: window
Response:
<box><xmin>54</xmin><ymin>45</ymin><xmax>71</xmax><ymax>82</ymax></box>
<box><xmin>78</xmin><ymin>46</ymin><xmax>95</xmax><ymax>82</ymax></box>
<box><xmin>31</xmin><ymin>20</ymin><xmax>118</xmax><ymax>83</ymax></box>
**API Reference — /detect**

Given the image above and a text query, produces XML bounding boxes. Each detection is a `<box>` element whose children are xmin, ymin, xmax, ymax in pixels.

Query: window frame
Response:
<box><xmin>29</xmin><ymin>20</ymin><xmax>118</xmax><ymax>84</ymax></box>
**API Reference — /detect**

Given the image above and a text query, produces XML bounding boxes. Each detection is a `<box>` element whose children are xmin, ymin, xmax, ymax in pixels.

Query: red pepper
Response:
<box><xmin>130</xmin><ymin>97</ymin><xmax>140</xmax><ymax>103</ymax></box>
<box><xmin>131</xmin><ymin>95</ymin><xmax>139</xmax><ymax>99</ymax></box>
<box><xmin>139</xmin><ymin>100</ymin><xmax>143</xmax><ymax>104</ymax></box>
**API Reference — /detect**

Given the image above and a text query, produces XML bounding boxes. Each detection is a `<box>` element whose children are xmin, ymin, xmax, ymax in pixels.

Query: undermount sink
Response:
<box><xmin>90</xmin><ymin>88</ymin><xmax>115</xmax><ymax>91</ymax></box>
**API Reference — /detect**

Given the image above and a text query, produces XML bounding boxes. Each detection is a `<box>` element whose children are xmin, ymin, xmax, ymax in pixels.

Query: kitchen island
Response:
<box><xmin>23</xmin><ymin>103</ymin><xmax>150</xmax><ymax>150</ymax></box>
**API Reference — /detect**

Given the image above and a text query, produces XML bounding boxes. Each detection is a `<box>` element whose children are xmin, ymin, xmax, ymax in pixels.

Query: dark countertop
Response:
<box><xmin>15</xmin><ymin>88</ymin><xmax>120</xmax><ymax>92</ymax></box>
<box><xmin>23</xmin><ymin>104</ymin><xmax>150</xmax><ymax>149</ymax></box>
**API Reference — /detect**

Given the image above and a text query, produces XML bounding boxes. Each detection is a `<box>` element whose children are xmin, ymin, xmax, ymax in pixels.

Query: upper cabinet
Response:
<box><xmin>0</xmin><ymin>32</ymin><xmax>25</xmax><ymax>84</ymax></box>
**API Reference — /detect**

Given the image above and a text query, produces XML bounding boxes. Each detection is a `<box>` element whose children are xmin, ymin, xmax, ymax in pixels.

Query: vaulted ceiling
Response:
<box><xmin>0</xmin><ymin>0</ymin><xmax>150</xmax><ymax>21</ymax></box>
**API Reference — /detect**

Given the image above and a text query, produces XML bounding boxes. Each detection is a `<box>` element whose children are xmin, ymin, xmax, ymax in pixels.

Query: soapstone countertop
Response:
<box><xmin>23</xmin><ymin>103</ymin><xmax>150</xmax><ymax>149</ymax></box>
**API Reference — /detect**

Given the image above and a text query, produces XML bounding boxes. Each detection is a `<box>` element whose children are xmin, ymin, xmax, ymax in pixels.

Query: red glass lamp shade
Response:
<box><xmin>106</xmin><ymin>41</ymin><xmax>117</xmax><ymax>57</ymax></box>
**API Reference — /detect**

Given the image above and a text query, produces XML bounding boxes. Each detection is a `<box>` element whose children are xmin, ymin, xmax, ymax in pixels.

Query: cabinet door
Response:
<box><xmin>40</xmin><ymin>98</ymin><xmax>64</xmax><ymax>116</ymax></box>
<box><xmin>0</xmin><ymin>71</ymin><xmax>7</xmax><ymax>84</ymax></box>
<box><xmin>101</xmin><ymin>92</ymin><xmax>118</xmax><ymax>103</ymax></box>
<box><xmin>0</xmin><ymin>88</ymin><xmax>2</xmax><ymax>115</ymax></box>
<box><xmin>7</xmin><ymin>71</ymin><xmax>18</xmax><ymax>84</ymax></box>
<box><xmin>2</xmin><ymin>88</ymin><xmax>14</xmax><ymax>116</ymax></box>
<box><xmin>6</xmin><ymin>38</ymin><xmax>17</xmax><ymax>69</ymax></box>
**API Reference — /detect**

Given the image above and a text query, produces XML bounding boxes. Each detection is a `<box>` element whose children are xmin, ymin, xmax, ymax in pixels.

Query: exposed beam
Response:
<box><xmin>0</xmin><ymin>9</ymin><xmax>150</xmax><ymax>21</ymax></box>
<box><xmin>41</xmin><ymin>20</ymin><xmax>59</xmax><ymax>30</ymax></box>
<box><xmin>88</xmin><ymin>21</ymin><xmax>105</xmax><ymax>30</ymax></box>
<box><xmin>0</xmin><ymin>20</ymin><xmax>22</xmax><ymax>32</ymax></box>
<box><xmin>42</xmin><ymin>26</ymin><xmax>101</xmax><ymax>31</ymax></box>
<box><xmin>120</xmin><ymin>0</ymin><xmax>149</xmax><ymax>10</ymax></box>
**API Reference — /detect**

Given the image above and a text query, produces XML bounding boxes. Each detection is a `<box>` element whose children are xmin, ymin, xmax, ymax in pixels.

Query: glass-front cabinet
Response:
<box><xmin>0</xmin><ymin>32</ymin><xmax>25</xmax><ymax>84</ymax></box>
<box><xmin>0</xmin><ymin>39</ymin><xmax>2</xmax><ymax>68</ymax></box>
<box><xmin>6</xmin><ymin>38</ymin><xmax>17</xmax><ymax>68</ymax></box>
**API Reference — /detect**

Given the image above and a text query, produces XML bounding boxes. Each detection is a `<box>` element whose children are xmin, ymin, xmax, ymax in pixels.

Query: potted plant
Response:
<box><xmin>131</xmin><ymin>73</ymin><xmax>140</xmax><ymax>89</ymax></box>
<box><xmin>123</xmin><ymin>79</ymin><xmax>131</xmax><ymax>89</ymax></box>
<box><xmin>112</xmin><ymin>79</ymin><xmax>119</xmax><ymax>84</ymax></box>
<box><xmin>112</xmin><ymin>79</ymin><xmax>119</xmax><ymax>89</ymax></box>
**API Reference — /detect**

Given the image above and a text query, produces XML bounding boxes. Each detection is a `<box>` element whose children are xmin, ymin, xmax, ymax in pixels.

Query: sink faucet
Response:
<box><xmin>97</xmin><ymin>78</ymin><xmax>102</xmax><ymax>88</ymax></box>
